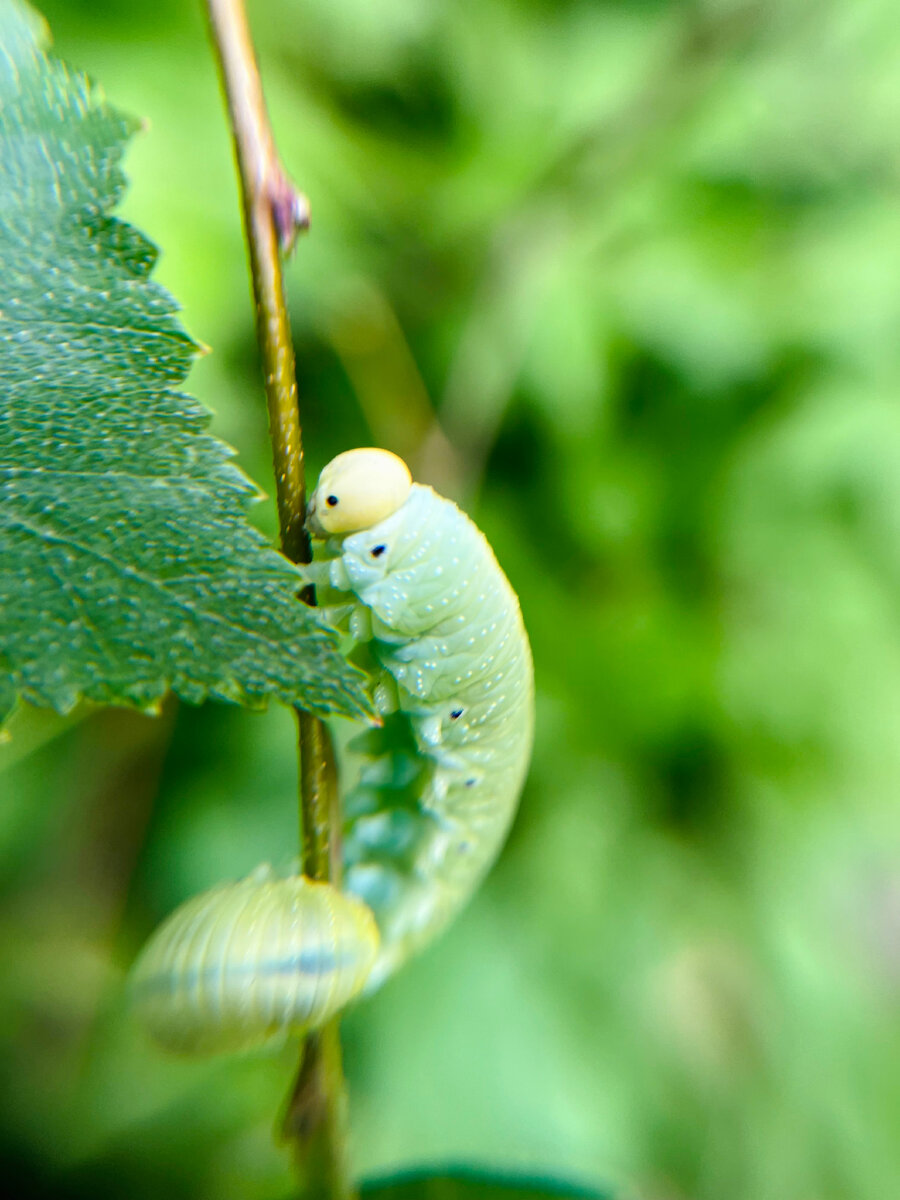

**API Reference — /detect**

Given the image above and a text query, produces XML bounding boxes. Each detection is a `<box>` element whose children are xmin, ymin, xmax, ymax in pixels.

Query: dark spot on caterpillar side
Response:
<box><xmin>465</xmin><ymin>778</ymin><xmax>476</xmax><ymax>788</ymax></box>
<box><xmin>371</xmin><ymin>544</ymin><xmax>387</xmax><ymax>558</ymax></box>
<box><xmin>326</xmin><ymin>495</ymin><xmax>339</xmax><ymax>507</ymax></box>
<box><xmin>450</xmin><ymin>709</ymin><xmax>463</xmax><ymax>720</ymax></box>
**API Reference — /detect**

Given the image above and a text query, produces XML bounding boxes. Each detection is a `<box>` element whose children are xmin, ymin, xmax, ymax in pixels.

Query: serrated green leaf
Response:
<box><xmin>0</xmin><ymin>0</ymin><xmax>372</xmax><ymax>724</ymax></box>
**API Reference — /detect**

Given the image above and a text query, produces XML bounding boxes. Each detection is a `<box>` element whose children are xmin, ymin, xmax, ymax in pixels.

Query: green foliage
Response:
<box><xmin>1</xmin><ymin>2</ymin><xmax>900</xmax><ymax>1200</ymax></box>
<box><xmin>0</xmin><ymin>0</ymin><xmax>370</xmax><ymax>724</ymax></box>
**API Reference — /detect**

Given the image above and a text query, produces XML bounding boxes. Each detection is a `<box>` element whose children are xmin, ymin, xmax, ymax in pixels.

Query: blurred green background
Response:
<box><xmin>2</xmin><ymin>0</ymin><xmax>899</xmax><ymax>1197</ymax></box>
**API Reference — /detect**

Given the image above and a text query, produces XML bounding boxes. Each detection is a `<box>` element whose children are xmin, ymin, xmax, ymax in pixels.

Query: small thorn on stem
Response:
<box><xmin>269</xmin><ymin>167</ymin><xmax>311</xmax><ymax>255</ymax></box>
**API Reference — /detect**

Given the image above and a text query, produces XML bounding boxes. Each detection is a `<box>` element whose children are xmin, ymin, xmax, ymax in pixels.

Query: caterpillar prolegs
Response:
<box><xmin>130</xmin><ymin>449</ymin><xmax>534</xmax><ymax>1054</ymax></box>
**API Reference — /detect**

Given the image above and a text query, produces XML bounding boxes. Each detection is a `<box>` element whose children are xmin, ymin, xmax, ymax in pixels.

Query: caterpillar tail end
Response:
<box><xmin>128</xmin><ymin>872</ymin><xmax>380</xmax><ymax>1056</ymax></box>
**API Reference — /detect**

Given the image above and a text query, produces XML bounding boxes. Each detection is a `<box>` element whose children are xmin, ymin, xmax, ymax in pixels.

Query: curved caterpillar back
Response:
<box><xmin>130</xmin><ymin>448</ymin><xmax>533</xmax><ymax>1054</ymax></box>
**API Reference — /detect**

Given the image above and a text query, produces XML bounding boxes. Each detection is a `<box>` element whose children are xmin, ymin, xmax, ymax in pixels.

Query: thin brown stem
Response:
<box><xmin>206</xmin><ymin>0</ymin><xmax>311</xmax><ymax>565</ymax></box>
<box><xmin>204</xmin><ymin>3</ymin><xmax>355</xmax><ymax>1198</ymax></box>
<box><xmin>285</xmin><ymin>718</ymin><xmax>353</xmax><ymax>1197</ymax></box>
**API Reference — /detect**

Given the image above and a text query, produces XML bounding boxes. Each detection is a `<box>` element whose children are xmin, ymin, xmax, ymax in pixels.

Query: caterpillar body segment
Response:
<box><xmin>130</xmin><ymin>448</ymin><xmax>533</xmax><ymax>1052</ymax></box>
<box><xmin>129</xmin><ymin>872</ymin><xmax>379</xmax><ymax>1055</ymax></box>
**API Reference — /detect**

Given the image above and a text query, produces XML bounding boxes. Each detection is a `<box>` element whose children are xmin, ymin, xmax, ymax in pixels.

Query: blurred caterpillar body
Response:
<box><xmin>130</xmin><ymin>448</ymin><xmax>534</xmax><ymax>1054</ymax></box>
<box><xmin>130</xmin><ymin>870</ymin><xmax>378</xmax><ymax>1055</ymax></box>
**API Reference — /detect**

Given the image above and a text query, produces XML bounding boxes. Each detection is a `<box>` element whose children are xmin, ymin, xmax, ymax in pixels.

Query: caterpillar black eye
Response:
<box><xmin>370</xmin><ymin>544</ymin><xmax>387</xmax><ymax>558</ymax></box>
<box><xmin>465</xmin><ymin>778</ymin><xmax>477</xmax><ymax>788</ymax></box>
<box><xmin>326</xmin><ymin>495</ymin><xmax>339</xmax><ymax>507</ymax></box>
<box><xmin>450</xmin><ymin>709</ymin><xmax>463</xmax><ymax>720</ymax></box>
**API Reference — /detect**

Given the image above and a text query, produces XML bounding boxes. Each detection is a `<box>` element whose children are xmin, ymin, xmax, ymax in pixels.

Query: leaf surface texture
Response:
<box><xmin>0</xmin><ymin>0</ymin><xmax>370</xmax><ymax>722</ymax></box>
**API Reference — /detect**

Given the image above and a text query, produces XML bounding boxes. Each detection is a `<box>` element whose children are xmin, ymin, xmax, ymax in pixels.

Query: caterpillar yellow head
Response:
<box><xmin>307</xmin><ymin>448</ymin><xmax>413</xmax><ymax>537</ymax></box>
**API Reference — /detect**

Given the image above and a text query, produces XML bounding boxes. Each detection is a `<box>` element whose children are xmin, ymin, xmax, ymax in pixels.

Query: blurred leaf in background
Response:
<box><xmin>2</xmin><ymin>1</ymin><xmax>899</xmax><ymax>1199</ymax></box>
<box><xmin>361</xmin><ymin>1168</ymin><xmax>610</xmax><ymax>1200</ymax></box>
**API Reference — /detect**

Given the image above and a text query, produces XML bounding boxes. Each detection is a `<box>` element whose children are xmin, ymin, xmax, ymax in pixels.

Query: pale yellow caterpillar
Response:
<box><xmin>130</xmin><ymin>449</ymin><xmax>534</xmax><ymax>1054</ymax></box>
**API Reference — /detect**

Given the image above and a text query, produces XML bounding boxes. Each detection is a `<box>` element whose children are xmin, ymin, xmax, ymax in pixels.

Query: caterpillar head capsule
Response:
<box><xmin>307</xmin><ymin>448</ymin><xmax>412</xmax><ymax>537</ymax></box>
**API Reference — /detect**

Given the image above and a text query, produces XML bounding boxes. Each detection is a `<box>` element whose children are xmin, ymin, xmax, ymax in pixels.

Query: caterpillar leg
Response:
<box><xmin>297</xmin><ymin>560</ymin><xmax>333</xmax><ymax>588</ymax></box>
<box><xmin>316</xmin><ymin>600</ymin><xmax>357</xmax><ymax>628</ymax></box>
<box><xmin>129</xmin><ymin>871</ymin><xmax>379</xmax><ymax>1055</ymax></box>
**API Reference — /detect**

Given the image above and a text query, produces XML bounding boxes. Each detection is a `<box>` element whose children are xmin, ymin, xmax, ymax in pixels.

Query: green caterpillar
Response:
<box><xmin>130</xmin><ymin>448</ymin><xmax>534</xmax><ymax>1054</ymax></box>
